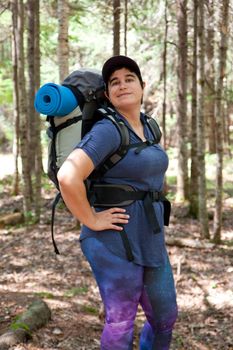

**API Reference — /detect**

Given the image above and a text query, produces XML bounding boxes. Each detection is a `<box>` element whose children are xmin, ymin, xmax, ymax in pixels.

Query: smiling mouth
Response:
<box><xmin>117</xmin><ymin>93</ymin><xmax>131</xmax><ymax>97</ymax></box>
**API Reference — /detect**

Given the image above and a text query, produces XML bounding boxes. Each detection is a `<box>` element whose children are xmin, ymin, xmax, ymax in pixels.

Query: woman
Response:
<box><xmin>58</xmin><ymin>55</ymin><xmax>178</xmax><ymax>350</ymax></box>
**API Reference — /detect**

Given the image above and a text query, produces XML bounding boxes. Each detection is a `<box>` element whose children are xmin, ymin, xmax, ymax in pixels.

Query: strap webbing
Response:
<box><xmin>119</xmin><ymin>225</ymin><xmax>134</xmax><ymax>262</ymax></box>
<box><xmin>51</xmin><ymin>192</ymin><xmax>62</xmax><ymax>254</ymax></box>
<box><xmin>50</xmin><ymin>115</ymin><xmax>82</xmax><ymax>135</ymax></box>
<box><xmin>143</xmin><ymin>192</ymin><xmax>161</xmax><ymax>234</ymax></box>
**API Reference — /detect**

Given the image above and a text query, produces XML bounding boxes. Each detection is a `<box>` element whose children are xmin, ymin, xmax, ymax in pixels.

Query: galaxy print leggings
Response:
<box><xmin>81</xmin><ymin>238</ymin><xmax>178</xmax><ymax>350</ymax></box>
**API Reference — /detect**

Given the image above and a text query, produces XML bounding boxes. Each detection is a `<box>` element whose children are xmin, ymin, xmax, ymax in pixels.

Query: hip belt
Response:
<box><xmin>90</xmin><ymin>183</ymin><xmax>171</xmax><ymax>232</ymax></box>
<box><xmin>89</xmin><ymin>184</ymin><xmax>171</xmax><ymax>262</ymax></box>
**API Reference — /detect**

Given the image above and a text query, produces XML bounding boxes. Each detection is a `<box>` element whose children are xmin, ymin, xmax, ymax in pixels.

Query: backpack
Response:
<box><xmin>35</xmin><ymin>68</ymin><xmax>162</xmax><ymax>254</ymax></box>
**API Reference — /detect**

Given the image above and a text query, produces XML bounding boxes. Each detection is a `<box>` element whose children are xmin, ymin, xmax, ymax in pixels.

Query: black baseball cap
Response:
<box><xmin>102</xmin><ymin>55</ymin><xmax>143</xmax><ymax>85</ymax></box>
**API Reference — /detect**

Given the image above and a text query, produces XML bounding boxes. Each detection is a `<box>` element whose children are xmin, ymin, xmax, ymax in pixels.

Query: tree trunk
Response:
<box><xmin>190</xmin><ymin>0</ymin><xmax>199</xmax><ymax>218</ymax></box>
<box><xmin>213</xmin><ymin>0</ymin><xmax>229</xmax><ymax>243</ymax></box>
<box><xmin>11</xmin><ymin>0</ymin><xmax>20</xmax><ymax>196</ymax></box>
<box><xmin>113</xmin><ymin>0</ymin><xmax>121</xmax><ymax>55</ymax></box>
<box><xmin>34</xmin><ymin>0</ymin><xmax>42</xmax><ymax>221</ymax></box>
<box><xmin>16</xmin><ymin>0</ymin><xmax>33</xmax><ymax>213</ymax></box>
<box><xmin>197</xmin><ymin>0</ymin><xmax>209</xmax><ymax>239</ymax></box>
<box><xmin>205</xmin><ymin>0</ymin><xmax>216</xmax><ymax>154</ymax></box>
<box><xmin>224</xmin><ymin>98</ymin><xmax>232</xmax><ymax>156</ymax></box>
<box><xmin>124</xmin><ymin>0</ymin><xmax>128</xmax><ymax>55</ymax></box>
<box><xmin>27</xmin><ymin>0</ymin><xmax>36</xmax><ymax>171</ymax></box>
<box><xmin>175</xmin><ymin>0</ymin><xmax>189</xmax><ymax>202</ymax></box>
<box><xmin>58</xmin><ymin>0</ymin><xmax>69</xmax><ymax>82</ymax></box>
<box><xmin>162</xmin><ymin>0</ymin><xmax>168</xmax><ymax>150</ymax></box>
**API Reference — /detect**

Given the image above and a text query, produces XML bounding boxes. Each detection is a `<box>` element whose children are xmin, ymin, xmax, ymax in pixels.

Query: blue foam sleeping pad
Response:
<box><xmin>34</xmin><ymin>83</ymin><xmax>78</xmax><ymax>116</ymax></box>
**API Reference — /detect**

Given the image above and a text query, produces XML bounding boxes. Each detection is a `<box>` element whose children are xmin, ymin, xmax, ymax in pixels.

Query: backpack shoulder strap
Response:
<box><xmin>91</xmin><ymin>107</ymin><xmax>130</xmax><ymax>176</ymax></box>
<box><xmin>145</xmin><ymin>115</ymin><xmax>162</xmax><ymax>143</ymax></box>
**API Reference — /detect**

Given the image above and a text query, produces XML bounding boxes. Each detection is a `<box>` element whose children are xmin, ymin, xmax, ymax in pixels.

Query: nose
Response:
<box><xmin>119</xmin><ymin>80</ymin><xmax>127</xmax><ymax>89</ymax></box>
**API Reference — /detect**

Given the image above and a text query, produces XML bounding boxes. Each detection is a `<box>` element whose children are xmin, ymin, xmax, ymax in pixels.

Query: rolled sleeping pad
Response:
<box><xmin>34</xmin><ymin>83</ymin><xmax>78</xmax><ymax>116</ymax></box>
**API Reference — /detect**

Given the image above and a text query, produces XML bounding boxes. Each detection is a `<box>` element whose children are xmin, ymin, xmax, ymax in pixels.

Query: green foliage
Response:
<box><xmin>68</xmin><ymin>2</ymin><xmax>112</xmax><ymax>70</ymax></box>
<box><xmin>64</xmin><ymin>286</ymin><xmax>88</xmax><ymax>297</ymax></box>
<box><xmin>39</xmin><ymin>19</ymin><xmax>59</xmax><ymax>83</ymax></box>
<box><xmin>165</xmin><ymin>175</ymin><xmax>176</xmax><ymax>201</ymax></box>
<box><xmin>10</xmin><ymin>321</ymin><xmax>31</xmax><ymax>333</ymax></box>
<box><xmin>41</xmin><ymin>173</ymin><xmax>54</xmax><ymax>191</ymax></box>
<box><xmin>0</xmin><ymin>71</ymin><xmax>13</xmax><ymax>105</ymax></box>
<box><xmin>226</xmin><ymin>87</ymin><xmax>233</xmax><ymax>102</ymax></box>
<box><xmin>24</xmin><ymin>211</ymin><xmax>38</xmax><ymax>225</ymax></box>
<box><xmin>34</xmin><ymin>292</ymin><xmax>55</xmax><ymax>299</ymax></box>
<box><xmin>0</xmin><ymin>9</ymin><xmax>13</xmax><ymax>99</ymax></box>
<box><xmin>173</xmin><ymin>332</ymin><xmax>185</xmax><ymax>347</ymax></box>
<box><xmin>81</xmin><ymin>304</ymin><xmax>99</xmax><ymax>315</ymax></box>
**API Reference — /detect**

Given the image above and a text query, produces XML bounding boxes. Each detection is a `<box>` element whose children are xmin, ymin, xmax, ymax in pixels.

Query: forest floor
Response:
<box><xmin>0</xmin><ymin>175</ymin><xmax>233</xmax><ymax>350</ymax></box>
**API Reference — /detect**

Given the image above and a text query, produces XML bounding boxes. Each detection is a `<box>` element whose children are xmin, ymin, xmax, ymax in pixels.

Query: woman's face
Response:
<box><xmin>106</xmin><ymin>67</ymin><xmax>144</xmax><ymax>111</ymax></box>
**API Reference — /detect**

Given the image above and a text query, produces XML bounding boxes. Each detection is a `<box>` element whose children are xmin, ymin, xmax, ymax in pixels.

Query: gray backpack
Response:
<box><xmin>47</xmin><ymin>68</ymin><xmax>107</xmax><ymax>188</ymax></box>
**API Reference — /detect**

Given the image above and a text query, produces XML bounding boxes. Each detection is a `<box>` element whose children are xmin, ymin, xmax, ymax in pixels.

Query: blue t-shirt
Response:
<box><xmin>76</xmin><ymin>113</ymin><xmax>169</xmax><ymax>267</ymax></box>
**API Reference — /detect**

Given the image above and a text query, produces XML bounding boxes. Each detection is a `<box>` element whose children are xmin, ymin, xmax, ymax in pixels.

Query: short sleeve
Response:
<box><xmin>76</xmin><ymin>119</ymin><xmax>121</xmax><ymax>168</ymax></box>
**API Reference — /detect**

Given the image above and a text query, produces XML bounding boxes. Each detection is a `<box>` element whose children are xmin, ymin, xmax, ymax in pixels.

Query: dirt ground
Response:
<box><xmin>0</xmin><ymin>187</ymin><xmax>233</xmax><ymax>350</ymax></box>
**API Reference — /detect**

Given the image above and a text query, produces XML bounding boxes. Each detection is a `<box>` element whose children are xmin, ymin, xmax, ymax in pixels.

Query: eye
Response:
<box><xmin>126</xmin><ymin>77</ymin><xmax>135</xmax><ymax>83</ymax></box>
<box><xmin>110</xmin><ymin>80</ymin><xmax>119</xmax><ymax>87</ymax></box>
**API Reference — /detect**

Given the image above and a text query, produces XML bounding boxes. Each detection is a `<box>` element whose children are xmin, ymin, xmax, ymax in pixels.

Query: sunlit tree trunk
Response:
<box><xmin>176</xmin><ymin>0</ymin><xmax>189</xmax><ymax>202</ymax></box>
<box><xmin>124</xmin><ymin>0</ymin><xmax>128</xmax><ymax>55</ymax></box>
<box><xmin>213</xmin><ymin>0</ymin><xmax>229</xmax><ymax>243</ymax></box>
<box><xmin>58</xmin><ymin>0</ymin><xmax>69</xmax><ymax>82</ymax></box>
<box><xmin>113</xmin><ymin>0</ymin><xmax>120</xmax><ymax>55</ymax></box>
<box><xmin>224</xmin><ymin>97</ymin><xmax>231</xmax><ymax>156</ymax></box>
<box><xmin>162</xmin><ymin>0</ymin><xmax>168</xmax><ymax>150</ymax></box>
<box><xmin>11</xmin><ymin>0</ymin><xmax>20</xmax><ymax>195</ymax></box>
<box><xmin>34</xmin><ymin>0</ymin><xmax>42</xmax><ymax>221</ymax></box>
<box><xmin>190</xmin><ymin>0</ymin><xmax>198</xmax><ymax>218</ymax></box>
<box><xmin>16</xmin><ymin>0</ymin><xmax>33</xmax><ymax>213</ymax></box>
<box><xmin>197</xmin><ymin>0</ymin><xmax>209</xmax><ymax>239</ymax></box>
<box><xmin>205</xmin><ymin>0</ymin><xmax>216</xmax><ymax>154</ymax></box>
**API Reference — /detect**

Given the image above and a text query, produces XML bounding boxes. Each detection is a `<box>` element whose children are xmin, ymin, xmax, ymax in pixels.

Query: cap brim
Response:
<box><xmin>102</xmin><ymin>55</ymin><xmax>141</xmax><ymax>84</ymax></box>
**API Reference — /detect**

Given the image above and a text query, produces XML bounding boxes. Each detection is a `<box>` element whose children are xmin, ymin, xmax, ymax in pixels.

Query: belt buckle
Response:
<box><xmin>150</xmin><ymin>191</ymin><xmax>159</xmax><ymax>202</ymax></box>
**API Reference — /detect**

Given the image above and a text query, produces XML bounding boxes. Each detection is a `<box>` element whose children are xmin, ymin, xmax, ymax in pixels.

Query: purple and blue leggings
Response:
<box><xmin>81</xmin><ymin>238</ymin><xmax>178</xmax><ymax>350</ymax></box>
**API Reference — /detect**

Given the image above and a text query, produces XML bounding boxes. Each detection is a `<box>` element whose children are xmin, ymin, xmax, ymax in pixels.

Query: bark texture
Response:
<box><xmin>205</xmin><ymin>0</ymin><xmax>216</xmax><ymax>153</ymax></box>
<box><xmin>16</xmin><ymin>0</ymin><xmax>33</xmax><ymax>212</ymax></box>
<box><xmin>213</xmin><ymin>0</ymin><xmax>229</xmax><ymax>243</ymax></box>
<box><xmin>113</xmin><ymin>0</ymin><xmax>121</xmax><ymax>55</ymax></box>
<box><xmin>176</xmin><ymin>0</ymin><xmax>189</xmax><ymax>202</ymax></box>
<box><xmin>11</xmin><ymin>0</ymin><xmax>20</xmax><ymax>195</ymax></box>
<box><xmin>190</xmin><ymin>0</ymin><xmax>198</xmax><ymax>218</ymax></box>
<box><xmin>58</xmin><ymin>0</ymin><xmax>69</xmax><ymax>82</ymax></box>
<box><xmin>197</xmin><ymin>0</ymin><xmax>209</xmax><ymax>238</ymax></box>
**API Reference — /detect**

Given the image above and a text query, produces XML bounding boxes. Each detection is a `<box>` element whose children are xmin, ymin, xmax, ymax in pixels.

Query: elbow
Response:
<box><xmin>57</xmin><ymin>163</ymin><xmax>83</xmax><ymax>191</ymax></box>
<box><xmin>57</xmin><ymin>167</ymin><xmax>71</xmax><ymax>189</ymax></box>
